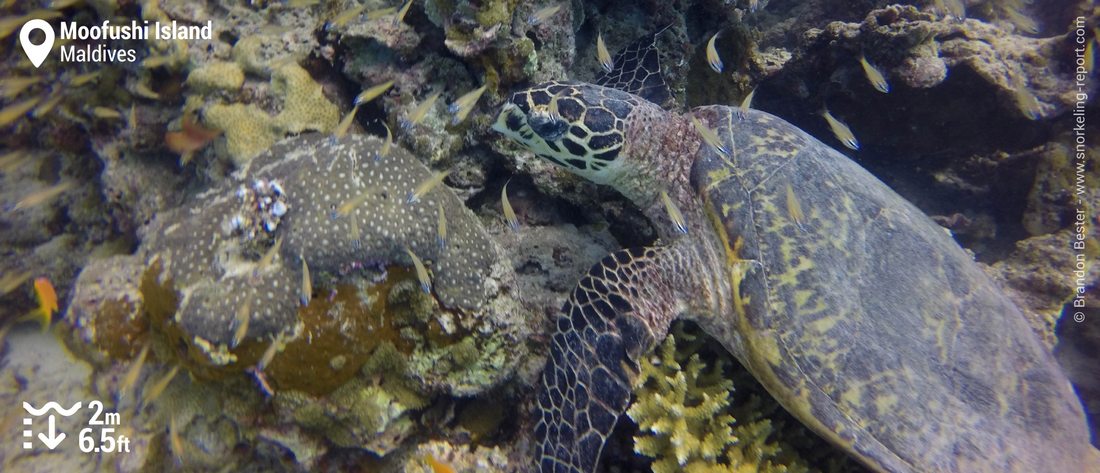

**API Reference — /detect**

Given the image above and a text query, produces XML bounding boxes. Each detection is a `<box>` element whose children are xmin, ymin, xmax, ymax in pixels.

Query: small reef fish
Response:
<box><xmin>859</xmin><ymin>55</ymin><xmax>890</xmax><ymax>93</ymax></box>
<box><xmin>165</xmin><ymin>114</ymin><xmax>221</xmax><ymax>164</ymax></box>
<box><xmin>1084</xmin><ymin>37</ymin><xmax>1095</xmax><ymax>75</ymax></box>
<box><xmin>367</xmin><ymin>6</ymin><xmax>398</xmax><ymax>21</ymax></box>
<box><xmin>449</xmin><ymin>84</ymin><xmax>487</xmax><ymax>125</ymax></box>
<box><xmin>283</xmin><ymin>0</ymin><xmax>322</xmax><ymax>7</ymax></box>
<box><xmin>401</xmin><ymin>90</ymin><xmax>443</xmax><ymax>130</ymax></box>
<box><xmin>13</xmin><ymin>181</ymin><xmax>74</xmax><ymax>211</ymax></box>
<box><xmin>425</xmin><ymin>454</ymin><xmax>457</xmax><ymax>473</ymax></box>
<box><xmin>333</xmin><ymin>104</ymin><xmax>360</xmax><ymax>141</ymax></box>
<box><xmin>0</xmin><ymin>76</ymin><xmax>41</xmax><ymax>98</ymax></box>
<box><xmin>300</xmin><ymin>254</ymin><xmax>312</xmax><ymax>306</ymax></box>
<box><xmin>326</xmin><ymin>4</ymin><xmax>366</xmax><ymax>30</ymax></box>
<box><xmin>437</xmin><ymin>200</ymin><xmax>447</xmax><ymax>250</ymax></box>
<box><xmin>0</xmin><ymin>149</ymin><xmax>32</xmax><ymax>173</ymax></box>
<box><xmin>660</xmin><ymin>190</ymin><xmax>688</xmax><ymax>235</ymax></box>
<box><xmin>1012</xmin><ymin>85</ymin><xmax>1042</xmax><ymax>121</ymax></box>
<box><xmin>232</xmin><ymin>295</ymin><xmax>252</xmax><ymax>348</ymax></box>
<box><xmin>257</xmin><ymin>336</ymin><xmax>282</xmax><ymax>372</ymax></box>
<box><xmin>32</xmin><ymin>94</ymin><xmax>63</xmax><ymax>118</ymax></box>
<box><xmin>141</xmin><ymin>365</ymin><xmax>180</xmax><ymax>406</ymax></box>
<box><xmin>0</xmin><ymin>270</ymin><xmax>32</xmax><ymax>296</ymax></box>
<box><xmin>393</xmin><ymin>0</ymin><xmax>413</xmax><ymax>26</ymax></box>
<box><xmin>141</xmin><ymin>54</ymin><xmax>174</xmax><ymax>69</ymax></box>
<box><xmin>375</xmin><ymin>122</ymin><xmax>393</xmax><ymax>161</ymax></box>
<box><xmin>350</xmin><ymin>213</ymin><xmax>362</xmax><ymax>249</ymax></box>
<box><xmin>407</xmin><ymin>170</ymin><xmax>450</xmax><ymax>204</ymax></box>
<box><xmin>821</xmin><ymin>108</ymin><xmax>859</xmax><ymax>151</ymax></box>
<box><xmin>70</xmin><ymin>70</ymin><xmax>102</xmax><ymax>87</ymax></box>
<box><xmin>133</xmin><ymin>82</ymin><xmax>161</xmax><ymax>100</ymax></box>
<box><xmin>18</xmin><ymin>277</ymin><xmax>59</xmax><ymax>332</ymax></box>
<box><xmin>405</xmin><ymin>246</ymin><xmax>432</xmax><ymax>293</ymax></box>
<box><xmin>738</xmin><ymin>87</ymin><xmax>756</xmax><ymax>120</ymax></box>
<box><xmin>336</xmin><ymin>188</ymin><xmax>376</xmax><ymax>216</ymax></box>
<box><xmin>785</xmin><ymin>184</ymin><xmax>806</xmax><ymax>229</ymax></box>
<box><xmin>528</xmin><ymin>5</ymin><xmax>562</xmax><ymax>26</ymax></box>
<box><xmin>596</xmin><ymin>32</ymin><xmax>613</xmax><ymax>73</ymax></box>
<box><xmin>0</xmin><ymin>96</ymin><xmax>43</xmax><ymax>127</ymax></box>
<box><xmin>254</xmin><ymin>236</ymin><xmax>284</xmax><ymax>279</ymax></box>
<box><xmin>706</xmin><ymin>32</ymin><xmax>723</xmax><ymax>73</ymax></box>
<box><xmin>354</xmin><ymin>80</ymin><xmax>395</xmax><ymax>107</ymax></box>
<box><xmin>168</xmin><ymin>415</ymin><xmax>185</xmax><ymax>462</ymax></box>
<box><xmin>92</xmin><ymin>106</ymin><xmax>123</xmax><ymax>120</ymax></box>
<box><xmin>501</xmin><ymin>180</ymin><xmax>519</xmax><ymax>231</ymax></box>
<box><xmin>936</xmin><ymin>0</ymin><xmax>965</xmax><ymax>20</ymax></box>
<box><xmin>747</xmin><ymin>0</ymin><xmax>761</xmax><ymax>13</ymax></box>
<box><xmin>120</xmin><ymin>343</ymin><xmax>150</xmax><ymax>401</ymax></box>
<box><xmin>690</xmin><ymin>116</ymin><xmax>732</xmax><ymax>159</ymax></box>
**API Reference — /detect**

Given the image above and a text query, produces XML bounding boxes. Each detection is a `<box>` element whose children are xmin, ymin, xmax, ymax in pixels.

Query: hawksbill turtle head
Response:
<box><xmin>492</xmin><ymin>80</ymin><xmax>675</xmax><ymax>201</ymax></box>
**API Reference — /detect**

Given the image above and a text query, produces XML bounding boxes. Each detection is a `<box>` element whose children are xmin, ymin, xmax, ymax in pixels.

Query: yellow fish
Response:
<box><xmin>32</xmin><ymin>94</ymin><xmax>64</xmax><ymax>118</ymax></box>
<box><xmin>786</xmin><ymin>184</ymin><xmax>806</xmax><ymax>229</ymax></box>
<box><xmin>120</xmin><ymin>343</ymin><xmax>150</xmax><ymax>401</ymax></box>
<box><xmin>300</xmin><ymin>254</ymin><xmax>312</xmax><ymax>306</ymax></box>
<box><xmin>0</xmin><ymin>76</ymin><xmax>41</xmax><ymax>98</ymax></box>
<box><xmin>821</xmin><ymin>108</ymin><xmax>859</xmax><ymax>150</ymax></box>
<box><xmin>502</xmin><ymin>180</ymin><xmax>519</xmax><ymax>231</ymax></box>
<box><xmin>133</xmin><ymin>82</ymin><xmax>161</xmax><ymax>100</ymax></box>
<box><xmin>92</xmin><ymin>106</ymin><xmax>122</xmax><ymax>120</ymax></box>
<box><xmin>257</xmin><ymin>336</ymin><xmax>282</xmax><ymax>371</ymax></box>
<box><xmin>405</xmin><ymin>246</ymin><xmax>432</xmax><ymax>293</ymax></box>
<box><xmin>596</xmin><ymin>32</ymin><xmax>613</xmax><ymax>73</ymax></box>
<box><xmin>70</xmin><ymin>70</ymin><xmax>102</xmax><ymax>87</ymax></box>
<box><xmin>141</xmin><ymin>54</ymin><xmax>174</xmax><ymax>69</ymax></box>
<box><xmin>169</xmin><ymin>415</ymin><xmax>185</xmax><ymax>462</ymax></box>
<box><xmin>232</xmin><ymin>295</ymin><xmax>252</xmax><ymax>348</ymax></box>
<box><xmin>254</xmin><ymin>236</ymin><xmax>284</xmax><ymax>278</ymax></box>
<box><xmin>859</xmin><ymin>55</ymin><xmax>890</xmax><ymax>93</ymax></box>
<box><xmin>393</xmin><ymin>0</ymin><xmax>413</xmax><ymax>26</ymax></box>
<box><xmin>1084</xmin><ymin>38</ymin><xmax>1095</xmax><ymax>75</ymax></box>
<box><xmin>660</xmin><ymin>190</ymin><xmax>688</xmax><ymax>235</ymax></box>
<box><xmin>436</xmin><ymin>200</ymin><xmax>447</xmax><ymax>250</ymax></box>
<box><xmin>354</xmin><ymin>80</ymin><xmax>395</xmax><ymax>107</ymax></box>
<box><xmin>407</xmin><ymin>170</ymin><xmax>450</xmax><ymax>204</ymax></box>
<box><xmin>326</xmin><ymin>4</ymin><xmax>366</xmax><ymax>30</ymax></box>
<box><xmin>1012</xmin><ymin>85</ymin><xmax>1042</xmax><ymax>121</ymax></box>
<box><xmin>13</xmin><ymin>181</ymin><xmax>74</xmax><ymax>211</ymax></box>
<box><xmin>0</xmin><ymin>96</ymin><xmax>43</xmax><ymax>127</ymax></box>
<box><xmin>528</xmin><ymin>5</ymin><xmax>562</xmax><ymax>25</ymax></box>
<box><xmin>333</xmin><ymin>104</ymin><xmax>360</xmax><ymax>140</ymax></box>
<box><xmin>706</xmin><ymin>32</ymin><xmax>723</xmax><ymax>73</ymax></box>
<box><xmin>336</xmin><ymin>188</ymin><xmax>376</xmax><ymax>216</ymax></box>
<box><xmin>690</xmin><ymin>116</ymin><xmax>731</xmax><ymax>159</ymax></box>
<box><xmin>401</xmin><ymin>90</ymin><xmax>442</xmax><ymax>130</ymax></box>
<box><xmin>738</xmin><ymin>87</ymin><xmax>755</xmax><ymax>120</ymax></box>
<box><xmin>141</xmin><ymin>365</ymin><xmax>180</xmax><ymax>406</ymax></box>
<box><xmin>375</xmin><ymin>122</ymin><xmax>393</xmax><ymax>161</ymax></box>
<box><xmin>0</xmin><ymin>149</ymin><xmax>32</xmax><ymax>173</ymax></box>
<box><xmin>449</xmin><ymin>84</ymin><xmax>487</xmax><ymax>125</ymax></box>
<box><xmin>0</xmin><ymin>270</ymin><xmax>32</xmax><ymax>296</ymax></box>
<box><xmin>367</xmin><ymin>6</ymin><xmax>398</xmax><ymax>21</ymax></box>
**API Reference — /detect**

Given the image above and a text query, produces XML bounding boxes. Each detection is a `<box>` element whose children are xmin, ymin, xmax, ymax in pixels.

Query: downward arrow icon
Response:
<box><xmin>38</xmin><ymin>415</ymin><xmax>65</xmax><ymax>450</ymax></box>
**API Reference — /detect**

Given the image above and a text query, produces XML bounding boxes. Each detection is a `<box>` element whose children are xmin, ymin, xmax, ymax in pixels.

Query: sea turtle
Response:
<box><xmin>491</xmin><ymin>30</ymin><xmax>1096</xmax><ymax>473</ymax></box>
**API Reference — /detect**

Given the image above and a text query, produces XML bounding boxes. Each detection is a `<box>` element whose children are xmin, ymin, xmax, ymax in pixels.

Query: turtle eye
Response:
<box><xmin>528</xmin><ymin>114</ymin><xmax>568</xmax><ymax>142</ymax></box>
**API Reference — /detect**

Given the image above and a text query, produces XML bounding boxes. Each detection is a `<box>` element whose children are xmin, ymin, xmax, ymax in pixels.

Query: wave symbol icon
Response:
<box><xmin>23</xmin><ymin>401</ymin><xmax>82</xmax><ymax>417</ymax></box>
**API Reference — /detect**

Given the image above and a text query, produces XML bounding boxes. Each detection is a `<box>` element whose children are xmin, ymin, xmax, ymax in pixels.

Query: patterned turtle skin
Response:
<box><xmin>492</xmin><ymin>80</ymin><xmax>1097</xmax><ymax>473</ymax></box>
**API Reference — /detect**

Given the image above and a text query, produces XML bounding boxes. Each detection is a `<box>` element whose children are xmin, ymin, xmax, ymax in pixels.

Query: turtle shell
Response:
<box><xmin>686</xmin><ymin>105</ymin><xmax>1093</xmax><ymax>472</ymax></box>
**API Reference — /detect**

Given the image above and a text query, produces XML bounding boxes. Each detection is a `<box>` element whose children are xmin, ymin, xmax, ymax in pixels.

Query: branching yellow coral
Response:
<box><xmin>628</xmin><ymin>326</ymin><xmax>813</xmax><ymax>473</ymax></box>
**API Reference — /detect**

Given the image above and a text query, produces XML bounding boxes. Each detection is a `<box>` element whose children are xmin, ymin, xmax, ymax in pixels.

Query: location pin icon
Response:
<box><xmin>19</xmin><ymin>19</ymin><xmax>55</xmax><ymax>68</ymax></box>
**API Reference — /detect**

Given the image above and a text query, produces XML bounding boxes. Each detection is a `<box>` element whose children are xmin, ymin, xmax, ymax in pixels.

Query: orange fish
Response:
<box><xmin>165</xmin><ymin>114</ymin><xmax>221</xmax><ymax>164</ymax></box>
<box><xmin>425</xmin><ymin>454</ymin><xmax>456</xmax><ymax>473</ymax></box>
<box><xmin>26</xmin><ymin>277</ymin><xmax>57</xmax><ymax>332</ymax></box>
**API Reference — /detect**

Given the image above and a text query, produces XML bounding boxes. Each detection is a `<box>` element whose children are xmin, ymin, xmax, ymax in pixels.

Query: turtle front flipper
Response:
<box><xmin>536</xmin><ymin>246</ymin><xmax>697</xmax><ymax>473</ymax></box>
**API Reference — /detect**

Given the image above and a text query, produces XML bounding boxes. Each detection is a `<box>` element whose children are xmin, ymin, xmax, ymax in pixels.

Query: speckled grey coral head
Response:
<box><xmin>144</xmin><ymin>133</ymin><xmax>499</xmax><ymax>351</ymax></box>
<box><xmin>493</xmin><ymin>80</ymin><xmax>640</xmax><ymax>187</ymax></box>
